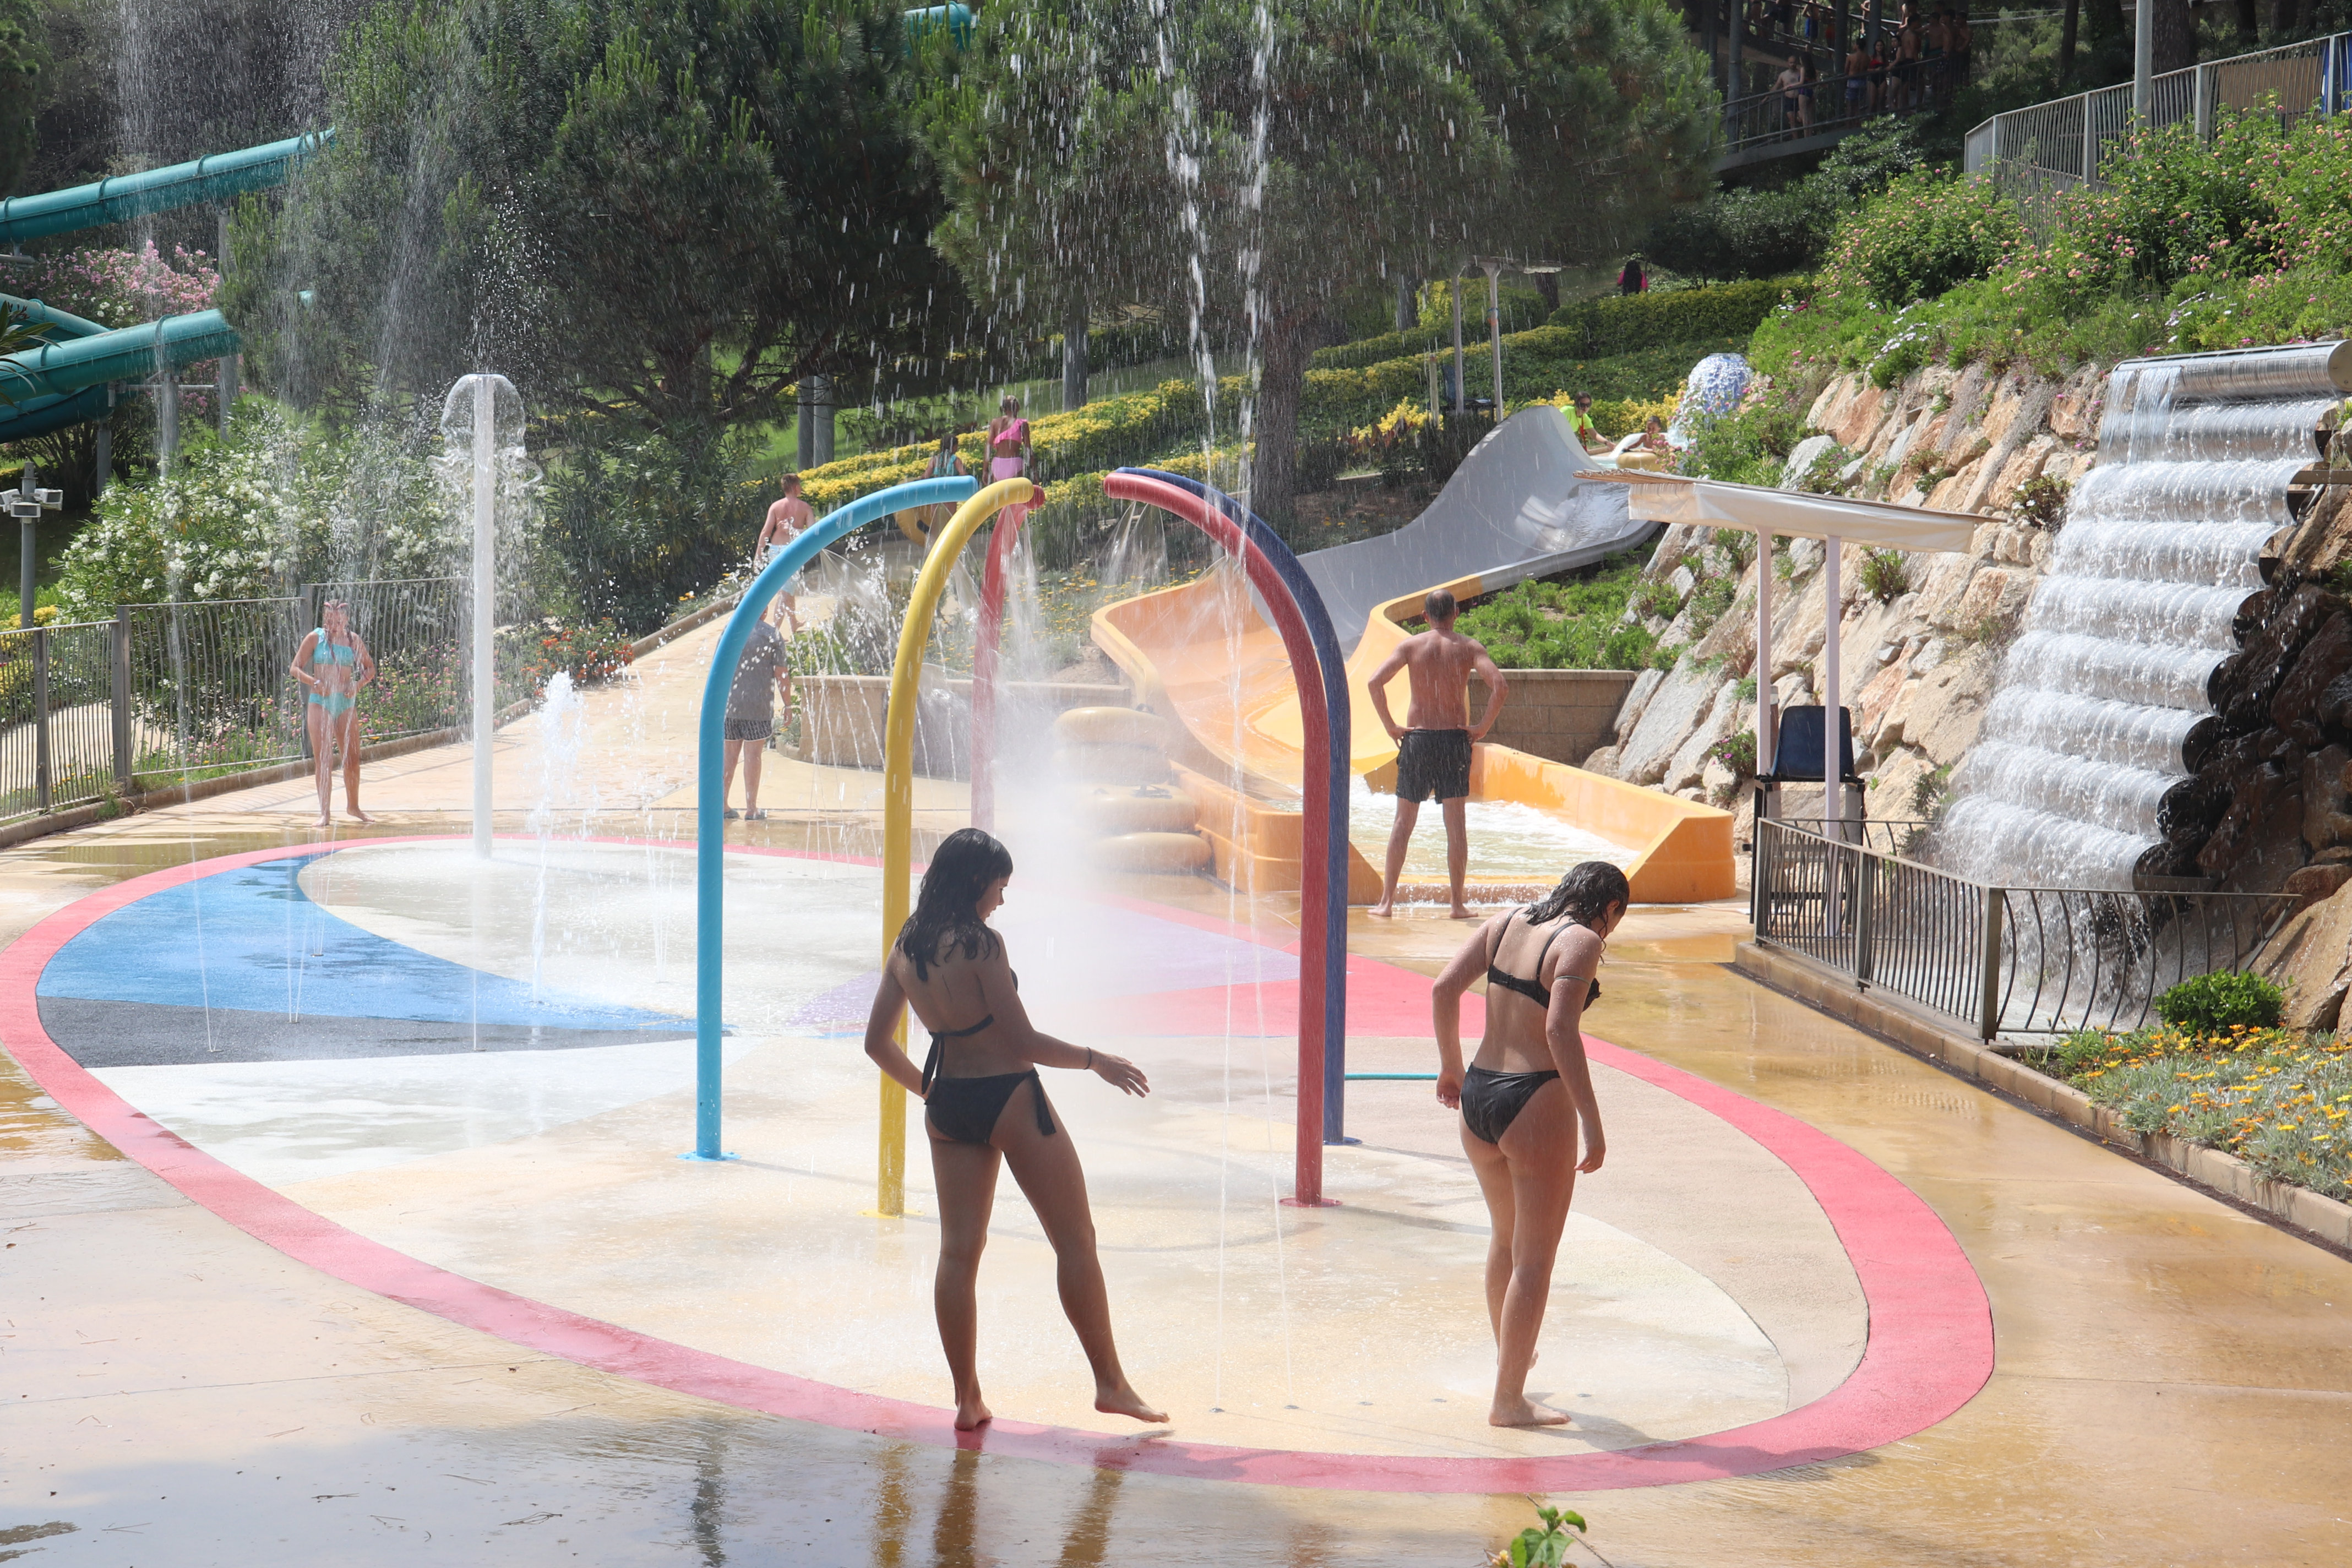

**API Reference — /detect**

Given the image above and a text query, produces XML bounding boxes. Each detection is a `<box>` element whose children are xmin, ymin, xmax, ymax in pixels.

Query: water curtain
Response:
<box><xmin>875</xmin><ymin>477</ymin><xmax>1040</xmax><ymax>1213</ymax></box>
<box><xmin>1133</xmin><ymin>469</ymin><xmax>1354</xmax><ymax>1146</ymax></box>
<box><xmin>688</xmin><ymin>474</ymin><xmax>978</xmax><ymax>1163</ymax></box>
<box><xmin>1942</xmin><ymin>342</ymin><xmax>2352</xmax><ymax>888</ymax></box>
<box><xmin>1097</xmin><ymin>469</ymin><xmax>1351</xmax><ymax>1207</ymax></box>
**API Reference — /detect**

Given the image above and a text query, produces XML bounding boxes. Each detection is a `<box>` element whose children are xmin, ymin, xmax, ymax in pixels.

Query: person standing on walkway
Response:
<box><xmin>988</xmin><ymin>395</ymin><xmax>1032</xmax><ymax>530</ymax></box>
<box><xmin>1366</xmin><ymin>587</ymin><xmax>1507</xmax><ymax>919</ymax></box>
<box><xmin>719</xmin><ymin>603</ymin><xmax>791</xmax><ymax>821</ymax></box>
<box><xmin>862</xmin><ymin>827</ymin><xmax>1166</xmax><ymax>1433</ymax></box>
<box><xmin>290</xmin><ymin>598</ymin><xmax>377</xmax><ymax>828</ymax></box>
<box><xmin>1429</xmin><ymin>860</ymin><xmax>1625</xmax><ymax>1428</ymax></box>
<box><xmin>1776</xmin><ymin>55</ymin><xmax>1806</xmax><ymax>135</ymax></box>
<box><xmin>919</xmin><ymin>431</ymin><xmax>971</xmax><ymax>549</ymax></box>
<box><xmin>755</xmin><ymin>474</ymin><xmax>815</xmax><ymax>634</ymax></box>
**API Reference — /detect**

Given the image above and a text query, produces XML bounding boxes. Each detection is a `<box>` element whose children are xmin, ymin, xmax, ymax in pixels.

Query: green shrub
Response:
<box><xmin>1643</xmin><ymin>118</ymin><xmax>1929</xmax><ymax>282</ymax></box>
<box><xmin>1633</xmin><ymin>579</ymin><xmax>1681</xmax><ymax>620</ymax></box>
<box><xmin>1456</xmin><ymin>556</ymin><xmax>1659</xmax><ymax>671</ymax></box>
<box><xmin>1752</xmin><ymin>111</ymin><xmax>2352</xmax><ymax>385</ymax></box>
<box><xmin>2008</xmin><ymin>472</ymin><xmax>2071</xmax><ymax>530</ymax></box>
<box><xmin>2154</xmin><ymin>971</ymin><xmax>2285</xmax><ymax>1034</ymax></box>
<box><xmin>1681</xmin><ymin>391</ymin><xmax>1815</xmax><ymax>488</ymax></box>
<box><xmin>1831</xmin><ymin>167</ymin><xmax>2022</xmax><ymax>311</ymax></box>
<box><xmin>1860</xmin><ymin>549</ymin><xmax>1912</xmax><ymax>603</ymax></box>
<box><xmin>1544</xmin><ymin>278</ymin><xmax>1799</xmax><ymax>357</ymax></box>
<box><xmin>1684</xmin><ymin>574</ymin><xmax>1736</xmax><ymax>636</ymax></box>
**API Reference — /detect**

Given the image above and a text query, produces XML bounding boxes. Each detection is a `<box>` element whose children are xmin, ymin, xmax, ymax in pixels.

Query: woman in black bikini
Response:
<box><xmin>1430</xmin><ymin>860</ymin><xmax>1629</xmax><ymax>1428</ymax></box>
<box><xmin>863</xmin><ymin>828</ymin><xmax>1166</xmax><ymax>1432</ymax></box>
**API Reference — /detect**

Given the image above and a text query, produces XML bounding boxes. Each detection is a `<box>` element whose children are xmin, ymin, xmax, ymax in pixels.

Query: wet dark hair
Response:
<box><xmin>897</xmin><ymin>828</ymin><xmax>1014</xmax><ymax>981</ymax></box>
<box><xmin>1526</xmin><ymin>861</ymin><xmax>1630</xmax><ymax>927</ymax></box>
<box><xmin>1425</xmin><ymin>587</ymin><xmax>1458</xmax><ymax>624</ymax></box>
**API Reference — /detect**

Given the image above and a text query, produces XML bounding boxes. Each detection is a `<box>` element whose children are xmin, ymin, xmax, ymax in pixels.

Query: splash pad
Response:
<box><xmin>0</xmin><ymin>456</ymin><xmax>1988</xmax><ymax>1490</ymax></box>
<box><xmin>7</xmin><ymin>831</ymin><xmax>1988</xmax><ymax>1488</ymax></box>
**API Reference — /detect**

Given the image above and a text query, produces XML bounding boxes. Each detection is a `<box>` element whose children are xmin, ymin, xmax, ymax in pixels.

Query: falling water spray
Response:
<box><xmin>437</xmin><ymin>373</ymin><xmax>529</xmax><ymax>859</ymax></box>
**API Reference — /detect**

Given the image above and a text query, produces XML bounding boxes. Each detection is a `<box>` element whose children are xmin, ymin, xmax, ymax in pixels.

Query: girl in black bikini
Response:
<box><xmin>863</xmin><ymin>828</ymin><xmax>1166</xmax><ymax>1433</ymax></box>
<box><xmin>1429</xmin><ymin>861</ymin><xmax>1629</xmax><ymax>1428</ymax></box>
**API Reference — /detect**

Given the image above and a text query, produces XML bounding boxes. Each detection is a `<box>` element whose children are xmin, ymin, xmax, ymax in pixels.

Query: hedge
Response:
<box><xmin>1544</xmin><ymin>278</ymin><xmax>1801</xmax><ymax>357</ymax></box>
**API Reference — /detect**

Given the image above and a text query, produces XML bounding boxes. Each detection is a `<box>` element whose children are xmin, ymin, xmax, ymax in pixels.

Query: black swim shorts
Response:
<box><xmin>1395</xmin><ymin>727</ymin><xmax>1472</xmax><ymax>803</ymax></box>
<box><xmin>722</xmin><ymin>715</ymin><xmax>775</xmax><ymax>742</ymax></box>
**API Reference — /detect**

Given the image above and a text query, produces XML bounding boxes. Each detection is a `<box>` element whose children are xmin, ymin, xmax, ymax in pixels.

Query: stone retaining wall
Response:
<box><xmin>1578</xmin><ymin>358</ymin><xmax>2110</xmax><ymax>851</ymax></box>
<box><xmin>1468</xmin><ymin>669</ymin><xmax>1640</xmax><ymax>767</ymax></box>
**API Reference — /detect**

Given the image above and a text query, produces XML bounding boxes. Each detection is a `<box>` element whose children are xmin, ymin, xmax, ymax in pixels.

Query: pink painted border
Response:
<box><xmin>1</xmin><ymin>835</ymin><xmax>1992</xmax><ymax>1493</ymax></box>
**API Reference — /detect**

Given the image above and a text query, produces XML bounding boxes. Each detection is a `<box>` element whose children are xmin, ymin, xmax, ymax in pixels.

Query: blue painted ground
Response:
<box><xmin>42</xmin><ymin>853</ymin><xmax>689</xmax><ymax>1031</ymax></box>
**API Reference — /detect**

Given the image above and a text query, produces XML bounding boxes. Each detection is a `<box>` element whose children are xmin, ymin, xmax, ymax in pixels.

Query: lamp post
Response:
<box><xmin>1469</xmin><ymin>258</ymin><xmax>1562</xmax><ymax>420</ymax></box>
<box><xmin>6</xmin><ymin>467</ymin><xmax>62</xmax><ymax>812</ymax></box>
<box><xmin>7</xmin><ymin>461</ymin><xmax>61</xmax><ymax>628</ymax></box>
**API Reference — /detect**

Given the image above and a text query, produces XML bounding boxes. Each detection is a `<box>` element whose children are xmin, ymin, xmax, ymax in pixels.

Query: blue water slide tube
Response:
<box><xmin>0</xmin><ymin>309</ymin><xmax>238</xmax><ymax>444</ymax></box>
<box><xmin>0</xmin><ymin>132</ymin><xmax>333</xmax><ymax>248</ymax></box>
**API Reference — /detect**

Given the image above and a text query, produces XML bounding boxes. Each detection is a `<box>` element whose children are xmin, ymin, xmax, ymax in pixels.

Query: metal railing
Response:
<box><xmin>0</xmin><ymin>576</ymin><xmax>477</xmax><ymax>824</ymax></box>
<box><xmin>1966</xmin><ymin>33</ymin><xmax>2352</xmax><ymax>195</ymax></box>
<box><xmin>1754</xmin><ymin>818</ymin><xmax>2297</xmax><ymax>1038</ymax></box>
<box><xmin>1723</xmin><ymin>67</ymin><xmax>1961</xmax><ymax>156</ymax></box>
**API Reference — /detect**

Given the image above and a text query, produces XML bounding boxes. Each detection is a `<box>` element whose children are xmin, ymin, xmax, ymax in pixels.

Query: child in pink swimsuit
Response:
<box><xmin>988</xmin><ymin>395</ymin><xmax>1031</xmax><ymax>526</ymax></box>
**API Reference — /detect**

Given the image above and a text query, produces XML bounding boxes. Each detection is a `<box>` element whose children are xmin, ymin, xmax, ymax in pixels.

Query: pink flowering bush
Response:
<box><xmin>17</xmin><ymin>244</ymin><xmax>225</xmax><ymax>424</ymax></box>
<box><xmin>22</xmin><ymin>243</ymin><xmax>219</xmax><ymax>330</ymax></box>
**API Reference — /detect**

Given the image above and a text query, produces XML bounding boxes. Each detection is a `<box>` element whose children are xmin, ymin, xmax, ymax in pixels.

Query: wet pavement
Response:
<box><xmin>4</xmin><ymin>637</ymin><xmax>2350</xmax><ymax>1563</ymax></box>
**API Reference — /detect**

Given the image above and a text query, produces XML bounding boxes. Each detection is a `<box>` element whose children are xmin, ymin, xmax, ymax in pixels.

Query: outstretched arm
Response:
<box><xmin>977</xmin><ymin>952</ymin><xmax>1151</xmax><ymax>1098</ymax></box>
<box><xmin>1468</xmin><ymin>640</ymin><xmax>1507</xmax><ymax>741</ymax></box>
<box><xmin>1366</xmin><ymin>643</ymin><xmax>1411</xmax><ymax>740</ymax></box>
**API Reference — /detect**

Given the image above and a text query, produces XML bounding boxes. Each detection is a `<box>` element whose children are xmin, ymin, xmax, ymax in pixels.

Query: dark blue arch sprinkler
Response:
<box><xmin>1122</xmin><ymin>469</ymin><xmax>1355</xmax><ymax>1144</ymax></box>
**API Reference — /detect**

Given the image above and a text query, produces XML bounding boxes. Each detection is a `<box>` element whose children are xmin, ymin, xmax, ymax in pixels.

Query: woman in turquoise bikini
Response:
<box><xmin>289</xmin><ymin>599</ymin><xmax>377</xmax><ymax>826</ymax></box>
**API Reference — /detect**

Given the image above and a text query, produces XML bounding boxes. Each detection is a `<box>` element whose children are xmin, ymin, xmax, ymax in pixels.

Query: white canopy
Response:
<box><xmin>1578</xmin><ymin>472</ymin><xmax>1984</xmax><ymax>553</ymax></box>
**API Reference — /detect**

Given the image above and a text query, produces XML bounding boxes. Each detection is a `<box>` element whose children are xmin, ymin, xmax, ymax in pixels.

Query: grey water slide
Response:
<box><xmin>1298</xmin><ymin>404</ymin><xmax>1654</xmax><ymax>653</ymax></box>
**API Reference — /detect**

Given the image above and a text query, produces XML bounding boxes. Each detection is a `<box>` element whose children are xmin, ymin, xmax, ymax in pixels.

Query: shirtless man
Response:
<box><xmin>755</xmin><ymin>473</ymin><xmax>816</xmax><ymax>633</ymax></box>
<box><xmin>1366</xmin><ymin>588</ymin><xmax>1507</xmax><ymax>919</ymax></box>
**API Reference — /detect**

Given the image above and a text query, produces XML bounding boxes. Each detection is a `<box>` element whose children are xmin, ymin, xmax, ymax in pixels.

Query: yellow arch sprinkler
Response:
<box><xmin>875</xmin><ymin>477</ymin><xmax>1039</xmax><ymax>1216</ymax></box>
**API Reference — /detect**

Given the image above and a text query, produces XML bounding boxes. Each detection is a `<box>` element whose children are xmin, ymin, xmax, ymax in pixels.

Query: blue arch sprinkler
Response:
<box><xmin>684</xmin><ymin>475</ymin><xmax>977</xmax><ymax>1162</ymax></box>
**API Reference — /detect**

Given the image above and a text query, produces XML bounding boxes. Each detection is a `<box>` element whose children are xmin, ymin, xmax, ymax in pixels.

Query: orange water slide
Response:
<box><xmin>1091</xmin><ymin>567</ymin><xmax>1736</xmax><ymax>905</ymax></box>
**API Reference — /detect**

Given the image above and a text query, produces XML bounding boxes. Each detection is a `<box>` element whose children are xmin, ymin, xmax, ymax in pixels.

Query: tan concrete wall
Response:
<box><xmin>798</xmin><ymin>674</ymin><xmax>1130</xmax><ymax>780</ymax></box>
<box><xmin>1468</xmin><ymin>668</ymin><xmax>1640</xmax><ymax>767</ymax></box>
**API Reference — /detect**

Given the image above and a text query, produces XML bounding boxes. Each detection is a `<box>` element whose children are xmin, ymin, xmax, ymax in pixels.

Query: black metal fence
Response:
<box><xmin>0</xmin><ymin>578</ymin><xmax>466</xmax><ymax>824</ymax></box>
<box><xmin>1754</xmin><ymin>818</ymin><xmax>2297</xmax><ymax>1038</ymax></box>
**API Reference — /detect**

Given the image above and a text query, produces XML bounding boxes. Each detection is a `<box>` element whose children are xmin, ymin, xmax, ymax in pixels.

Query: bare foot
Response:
<box><xmin>1096</xmin><ymin>1383</ymin><xmax>1169</xmax><ymax>1424</ymax></box>
<box><xmin>1450</xmin><ymin>905</ymin><xmax>1474</xmax><ymax>919</ymax></box>
<box><xmin>346</xmin><ymin>806</ymin><xmax>373</xmax><ymax>824</ymax></box>
<box><xmin>954</xmin><ymin>1396</ymin><xmax>993</xmax><ymax>1431</ymax></box>
<box><xmin>1489</xmin><ymin>1397</ymin><xmax>1572</xmax><ymax>1428</ymax></box>
<box><xmin>313</xmin><ymin>813</ymin><xmax>333</xmax><ymax>828</ymax></box>
<box><xmin>1367</xmin><ymin>902</ymin><xmax>1396</xmax><ymax>919</ymax></box>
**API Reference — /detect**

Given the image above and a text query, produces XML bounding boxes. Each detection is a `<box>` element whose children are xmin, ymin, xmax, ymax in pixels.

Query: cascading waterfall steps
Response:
<box><xmin>1054</xmin><ymin>705</ymin><xmax>1214</xmax><ymax>875</ymax></box>
<box><xmin>1940</xmin><ymin>340</ymin><xmax>2352</xmax><ymax>890</ymax></box>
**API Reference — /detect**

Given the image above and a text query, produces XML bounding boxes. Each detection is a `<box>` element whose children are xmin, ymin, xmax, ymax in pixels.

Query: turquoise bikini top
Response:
<box><xmin>313</xmin><ymin>629</ymin><xmax>357</xmax><ymax>667</ymax></box>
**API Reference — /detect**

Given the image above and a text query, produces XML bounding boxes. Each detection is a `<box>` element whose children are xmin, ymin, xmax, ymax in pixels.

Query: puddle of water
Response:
<box><xmin>1346</xmin><ymin>776</ymin><xmax>1632</xmax><ymax>883</ymax></box>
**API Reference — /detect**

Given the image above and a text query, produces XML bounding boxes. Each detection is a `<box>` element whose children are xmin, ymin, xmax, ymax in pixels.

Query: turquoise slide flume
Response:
<box><xmin>0</xmin><ymin>131</ymin><xmax>330</xmax><ymax>247</ymax></box>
